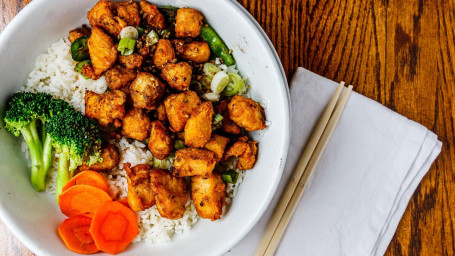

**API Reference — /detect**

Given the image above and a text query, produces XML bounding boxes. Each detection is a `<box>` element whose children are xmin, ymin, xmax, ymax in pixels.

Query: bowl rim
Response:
<box><xmin>0</xmin><ymin>0</ymin><xmax>291</xmax><ymax>255</ymax></box>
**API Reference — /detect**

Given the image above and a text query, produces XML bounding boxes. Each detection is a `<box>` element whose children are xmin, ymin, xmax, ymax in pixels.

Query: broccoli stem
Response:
<box><xmin>55</xmin><ymin>146</ymin><xmax>70</xmax><ymax>203</ymax></box>
<box><xmin>42</xmin><ymin>133</ymin><xmax>53</xmax><ymax>177</ymax></box>
<box><xmin>20</xmin><ymin>122</ymin><xmax>46</xmax><ymax>191</ymax></box>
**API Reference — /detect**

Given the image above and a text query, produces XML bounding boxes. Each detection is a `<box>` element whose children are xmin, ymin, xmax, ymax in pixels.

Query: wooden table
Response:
<box><xmin>1</xmin><ymin>0</ymin><xmax>454</xmax><ymax>255</ymax></box>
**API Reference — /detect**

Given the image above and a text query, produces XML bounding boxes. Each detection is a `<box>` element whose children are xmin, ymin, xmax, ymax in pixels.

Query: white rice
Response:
<box><xmin>21</xmin><ymin>39</ymin><xmax>244</xmax><ymax>243</ymax></box>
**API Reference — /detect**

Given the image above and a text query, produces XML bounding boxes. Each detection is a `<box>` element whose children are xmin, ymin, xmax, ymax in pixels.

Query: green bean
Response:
<box><xmin>200</xmin><ymin>24</ymin><xmax>236</xmax><ymax>66</ymax></box>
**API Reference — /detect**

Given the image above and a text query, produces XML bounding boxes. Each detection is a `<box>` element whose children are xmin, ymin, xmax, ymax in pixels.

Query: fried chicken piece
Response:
<box><xmin>79</xmin><ymin>144</ymin><xmax>120</xmax><ymax>172</ymax></box>
<box><xmin>122</xmin><ymin>108</ymin><xmax>151</xmax><ymax>141</ymax></box>
<box><xmin>216</xmin><ymin>99</ymin><xmax>241</xmax><ymax>134</ymax></box>
<box><xmin>105</xmin><ymin>65</ymin><xmax>136</xmax><ymax>90</ymax></box>
<box><xmin>88</xmin><ymin>27</ymin><xmax>118</xmax><ymax>77</ymax></box>
<box><xmin>85</xmin><ymin>90</ymin><xmax>126</xmax><ymax>126</ymax></box>
<box><xmin>80</xmin><ymin>63</ymin><xmax>101</xmax><ymax>80</ymax></box>
<box><xmin>228</xmin><ymin>95</ymin><xmax>266</xmax><ymax>132</ymax></box>
<box><xmin>191</xmin><ymin>173</ymin><xmax>226</xmax><ymax>221</ymax></box>
<box><xmin>161</xmin><ymin>62</ymin><xmax>192</xmax><ymax>91</ymax></box>
<box><xmin>184</xmin><ymin>102</ymin><xmax>214</xmax><ymax>148</ymax></box>
<box><xmin>148</xmin><ymin>121</ymin><xmax>173</xmax><ymax>160</ymax></box>
<box><xmin>68</xmin><ymin>26</ymin><xmax>91</xmax><ymax>43</ymax></box>
<box><xmin>130</xmin><ymin>72</ymin><xmax>165</xmax><ymax>110</ymax></box>
<box><xmin>224</xmin><ymin>136</ymin><xmax>258</xmax><ymax>170</ymax></box>
<box><xmin>153</xmin><ymin>39</ymin><xmax>176</xmax><ymax>68</ymax></box>
<box><xmin>150</xmin><ymin>169</ymin><xmax>188</xmax><ymax>219</ymax></box>
<box><xmin>180</xmin><ymin>41</ymin><xmax>211</xmax><ymax>63</ymax></box>
<box><xmin>156</xmin><ymin>102</ymin><xmax>167</xmax><ymax>122</ymax></box>
<box><xmin>87</xmin><ymin>0</ymin><xmax>125</xmax><ymax>36</ymax></box>
<box><xmin>124</xmin><ymin>163</ymin><xmax>156</xmax><ymax>212</ymax></box>
<box><xmin>116</xmin><ymin>0</ymin><xmax>140</xmax><ymax>27</ymax></box>
<box><xmin>119</xmin><ymin>53</ymin><xmax>143</xmax><ymax>69</ymax></box>
<box><xmin>175</xmin><ymin>8</ymin><xmax>204</xmax><ymax>38</ymax></box>
<box><xmin>204</xmin><ymin>135</ymin><xmax>230</xmax><ymax>162</ymax></box>
<box><xmin>173</xmin><ymin>148</ymin><xmax>216</xmax><ymax>177</ymax></box>
<box><xmin>139</xmin><ymin>0</ymin><xmax>166</xmax><ymax>30</ymax></box>
<box><xmin>164</xmin><ymin>91</ymin><xmax>201</xmax><ymax>132</ymax></box>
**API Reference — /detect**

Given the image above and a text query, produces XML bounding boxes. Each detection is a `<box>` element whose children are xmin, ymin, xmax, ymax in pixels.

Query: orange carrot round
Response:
<box><xmin>59</xmin><ymin>185</ymin><xmax>112</xmax><ymax>218</ymax></box>
<box><xmin>90</xmin><ymin>201</ymin><xmax>139</xmax><ymax>255</ymax></box>
<box><xmin>62</xmin><ymin>170</ymin><xmax>109</xmax><ymax>192</ymax></box>
<box><xmin>58</xmin><ymin>215</ymin><xmax>99</xmax><ymax>254</ymax></box>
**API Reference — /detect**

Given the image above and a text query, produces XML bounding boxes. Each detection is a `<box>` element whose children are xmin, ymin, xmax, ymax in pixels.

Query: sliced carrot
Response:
<box><xmin>59</xmin><ymin>185</ymin><xmax>112</xmax><ymax>218</ymax></box>
<box><xmin>58</xmin><ymin>215</ymin><xmax>99</xmax><ymax>254</ymax></box>
<box><xmin>117</xmin><ymin>197</ymin><xmax>129</xmax><ymax>207</ymax></box>
<box><xmin>62</xmin><ymin>170</ymin><xmax>109</xmax><ymax>192</ymax></box>
<box><xmin>90</xmin><ymin>201</ymin><xmax>139</xmax><ymax>255</ymax></box>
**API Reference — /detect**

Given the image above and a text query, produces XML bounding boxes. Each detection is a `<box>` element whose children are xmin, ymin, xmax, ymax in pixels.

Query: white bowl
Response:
<box><xmin>0</xmin><ymin>0</ymin><xmax>290</xmax><ymax>255</ymax></box>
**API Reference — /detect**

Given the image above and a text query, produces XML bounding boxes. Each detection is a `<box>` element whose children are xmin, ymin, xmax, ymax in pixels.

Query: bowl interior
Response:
<box><xmin>0</xmin><ymin>0</ymin><xmax>290</xmax><ymax>255</ymax></box>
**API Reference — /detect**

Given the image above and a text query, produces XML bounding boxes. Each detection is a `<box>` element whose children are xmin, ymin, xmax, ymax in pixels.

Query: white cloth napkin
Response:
<box><xmin>226</xmin><ymin>67</ymin><xmax>442</xmax><ymax>256</ymax></box>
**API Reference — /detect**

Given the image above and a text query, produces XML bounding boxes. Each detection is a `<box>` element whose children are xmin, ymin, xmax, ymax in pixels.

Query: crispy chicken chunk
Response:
<box><xmin>180</xmin><ymin>41</ymin><xmax>211</xmax><ymax>63</ymax></box>
<box><xmin>88</xmin><ymin>27</ymin><xmax>118</xmax><ymax>77</ymax></box>
<box><xmin>68</xmin><ymin>26</ymin><xmax>91</xmax><ymax>43</ymax></box>
<box><xmin>216</xmin><ymin>99</ymin><xmax>241</xmax><ymax>134</ymax></box>
<box><xmin>79</xmin><ymin>144</ymin><xmax>120</xmax><ymax>172</ymax></box>
<box><xmin>116</xmin><ymin>0</ymin><xmax>140</xmax><ymax>27</ymax></box>
<box><xmin>119</xmin><ymin>53</ymin><xmax>143</xmax><ymax>69</ymax></box>
<box><xmin>153</xmin><ymin>39</ymin><xmax>176</xmax><ymax>68</ymax></box>
<box><xmin>175</xmin><ymin>8</ymin><xmax>204</xmax><ymax>38</ymax></box>
<box><xmin>105</xmin><ymin>65</ymin><xmax>136</xmax><ymax>90</ymax></box>
<box><xmin>85</xmin><ymin>90</ymin><xmax>126</xmax><ymax>126</ymax></box>
<box><xmin>150</xmin><ymin>169</ymin><xmax>188</xmax><ymax>219</ymax></box>
<box><xmin>124</xmin><ymin>163</ymin><xmax>156</xmax><ymax>212</ymax></box>
<box><xmin>122</xmin><ymin>108</ymin><xmax>151</xmax><ymax>141</ymax></box>
<box><xmin>164</xmin><ymin>91</ymin><xmax>201</xmax><ymax>132</ymax></box>
<box><xmin>130</xmin><ymin>72</ymin><xmax>165</xmax><ymax>110</ymax></box>
<box><xmin>191</xmin><ymin>173</ymin><xmax>226</xmax><ymax>221</ymax></box>
<box><xmin>139</xmin><ymin>0</ymin><xmax>166</xmax><ymax>29</ymax></box>
<box><xmin>184</xmin><ymin>102</ymin><xmax>214</xmax><ymax>148</ymax></box>
<box><xmin>156</xmin><ymin>102</ymin><xmax>167</xmax><ymax>122</ymax></box>
<box><xmin>224</xmin><ymin>136</ymin><xmax>258</xmax><ymax>170</ymax></box>
<box><xmin>228</xmin><ymin>95</ymin><xmax>266</xmax><ymax>132</ymax></box>
<box><xmin>173</xmin><ymin>148</ymin><xmax>216</xmax><ymax>177</ymax></box>
<box><xmin>204</xmin><ymin>135</ymin><xmax>230</xmax><ymax>162</ymax></box>
<box><xmin>148</xmin><ymin>121</ymin><xmax>173</xmax><ymax>160</ymax></box>
<box><xmin>87</xmin><ymin>0</ymin><xmax>125</xmax><ymax>36</ymax></box>
<box><xmin>161</xmin><ymin>62</ymin><xmax>192</xmax><ymax>91</ymax></box>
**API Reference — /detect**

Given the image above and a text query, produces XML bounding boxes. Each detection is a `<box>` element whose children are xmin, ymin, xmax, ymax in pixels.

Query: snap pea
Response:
<box><xmin>70</xmin><ymin>35</ymin><xmax>90</xmax><ymax>61</ymax></box>
<box><xmin>200</xmin><ymin>24</ymin><xmax>236</xmax><ymax>66</ymax></box>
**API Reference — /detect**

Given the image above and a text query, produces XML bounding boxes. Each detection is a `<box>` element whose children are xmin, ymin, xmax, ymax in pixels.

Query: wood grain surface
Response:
<box><xmin>1</xmin><ymin>0</ymin><xmax>454</xmax><ymax>255</ymax></box>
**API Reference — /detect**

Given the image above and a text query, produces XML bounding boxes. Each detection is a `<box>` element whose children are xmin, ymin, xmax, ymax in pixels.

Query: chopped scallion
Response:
<box><xmin>146</xmin><ymin>30</ymin><xmax>159</xmax><ymax>46</ymax></box>
<box><xmin>211</xmin><ymin>71</ymin><xmax>229</xmax><ymax>94</ymax></box>
<box><xmin>221</xmin><ymin>170</ymin><xmax>239</xmax><ymax>184</ymax></box>
<box><xmin>223</xmin><ymin>73</ymin><xmax>245</xmax><ymax>96</ymax></box>
<box><xmin>213</xmin><ymin>113</ymin><xmax>224</xmax><ymax>124</ymax></box>
<box><xmin>118</xmin><ymin>38</ymin><xmax>136</xmax><ymax>56</ymax></box>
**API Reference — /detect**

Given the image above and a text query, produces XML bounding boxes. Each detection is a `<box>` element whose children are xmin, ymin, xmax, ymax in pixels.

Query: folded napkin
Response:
<box><xmin>226</xmin><ymin>68</ymin><xmax>442</xmax><ymax>256</ymax></box>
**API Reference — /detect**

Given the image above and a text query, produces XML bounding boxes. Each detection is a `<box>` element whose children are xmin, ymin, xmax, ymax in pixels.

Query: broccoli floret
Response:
<box><xmin>45</xmin><ymin>108</ymin><xmax>102</xmax><ymax>201</ymax></box>
<box><xmin>3</xmin><ymin>92</ymin><xmax>71</xmax><ymax>191</ymax></box>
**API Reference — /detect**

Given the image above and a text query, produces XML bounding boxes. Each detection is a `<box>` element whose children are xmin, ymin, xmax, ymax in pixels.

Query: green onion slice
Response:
<box><xmin>118</xmin><ymin>38</ymin><xmax>136</xmax><ymax>56</ymax></box>
<box><xmin>211</xmin><ymin>71</ymin><xmax>229</xmax><ymax>94</ymax></box>
<box><xmin>146</xmin><ymin>30</ymin><xmax>159</xmax><ymax>46</ymax></box>
<box><xmin>203</xmin><ymin>63</ymin><xmax>221</xmax><ymax>77</ymax></box>
<box><xmin>136</xmin><ymin>26</ymin><xmax>145</xmax><ymax>37</ymax></box>
<box><xmin>221</xmin><ymin>170</ymin><xmax>239</xmax><ymax>184</ymax></box>
<box><xmin>213</xmin><ymin>113</ymin><xmax>224</xmax><ymax>124</ymax></box>
<box><xmin>223</xmin><ymin>73</ymin><xmax>245</xmax><ymax>96</ymax></box>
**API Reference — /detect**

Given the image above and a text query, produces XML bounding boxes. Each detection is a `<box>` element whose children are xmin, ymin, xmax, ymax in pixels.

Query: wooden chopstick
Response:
<box><xmin>255</xmin><ymin>83</ymin><xmax>353</xmax><ymax>256</ymax></box>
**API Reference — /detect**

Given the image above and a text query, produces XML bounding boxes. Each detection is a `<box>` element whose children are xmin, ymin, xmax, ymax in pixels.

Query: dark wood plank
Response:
<box><xmin>1</xmin><ymin>0</ymin><xmax>454</xmax><ymax>255</ymax></box>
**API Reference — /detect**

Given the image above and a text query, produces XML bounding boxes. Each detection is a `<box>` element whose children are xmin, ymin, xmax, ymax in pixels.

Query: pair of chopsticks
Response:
<box><xmin>255</xmin><ymin>82</ymin><xmax>353</xmax><ymax>256</ymax></box>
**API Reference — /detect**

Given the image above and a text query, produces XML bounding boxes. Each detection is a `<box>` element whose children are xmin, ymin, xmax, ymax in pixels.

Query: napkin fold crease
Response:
<box><xmin>227</xmin><ymin>68</ymin><xmax>442</xmax><ymax>256</ymax></box>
